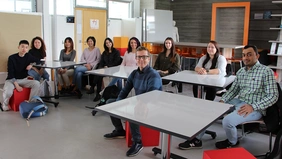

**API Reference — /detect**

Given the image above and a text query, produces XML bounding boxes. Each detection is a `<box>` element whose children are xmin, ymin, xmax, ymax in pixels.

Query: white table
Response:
<box><xmin>34</xmin><ymin>61</ymin><xmax>86</xmax><ymax>99</ymax></box>
<box><xmin>162</xmin><ymin>70</ymin><xmax>235</xmax><ymax>89</ymax></box>
<box><xmin>86</xmin><ymin>66</ymin><xmax>137</xmax><ymax>79</ymax></box>
<box><xmin>96</xmin><ymin>90</ymin><xmax>233</xmax><ymax>159</ymax></box>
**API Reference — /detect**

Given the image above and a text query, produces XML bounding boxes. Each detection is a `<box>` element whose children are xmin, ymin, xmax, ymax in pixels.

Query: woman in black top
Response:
<box><xmin>154</xmin><ymin>37</ymin><xmax>180</xmax><ymax>84</ymax></box>
<box><xmin>88</xmin><ymin>38</ymin><xmax>121</xmax><ymax>102</ymax></box>
<box><xmin>28</xmin><ymin>36</ymin><xmax>50</xmax><ymax>81</ymax></box>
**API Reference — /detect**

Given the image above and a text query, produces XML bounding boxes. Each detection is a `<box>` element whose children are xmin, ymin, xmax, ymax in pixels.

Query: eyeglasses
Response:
<box><xmin>136</xmin><ymin>55</ymin><xmax>149</xmax><ymax>60</ymax></box>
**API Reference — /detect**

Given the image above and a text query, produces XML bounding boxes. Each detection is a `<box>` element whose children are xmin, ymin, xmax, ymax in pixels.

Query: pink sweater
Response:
<box><xmin>80</xmin><ymin>47</ymin><xmax>101</xmax><ymax>69</ymax></box>
<box><xmin>121</xmin><ymin>51</ymin><xmax>137</xmax><ymax>66</ymax></box>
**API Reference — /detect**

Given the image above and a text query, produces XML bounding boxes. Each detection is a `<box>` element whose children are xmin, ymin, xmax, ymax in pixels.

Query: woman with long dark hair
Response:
<box><xmin>28</xmin><ymin>36</ymin><xmax>50</xmax><ymax>81</ymax></box>
<box><xmin>153</xmin><ymin>37</ymin><xmax>180</xmax><ymax>84</ymax></box>
<box><xmin>87</xmin><ymin>37</ymin><xmax>121</xmax><ymax>101</ymax></box>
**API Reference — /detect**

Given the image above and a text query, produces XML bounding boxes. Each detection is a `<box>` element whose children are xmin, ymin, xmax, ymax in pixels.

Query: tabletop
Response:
<box><xmin>34</xmin><ymin>61</ymin><xmax>86</xmax><ymax>69</ymax></box>
<box><xmin>96</xmin><ymin>90</ymin><xmax>233</xmax><ymax>139</ymax></box>
<box><xmin>86</xmin><ymin>66</ymin><xmax>137</xmax><ymax>79</ymax></box>
<box><xmin>162</xmin><ymin>70</ymin><xmax>236</xmax><ymax>88</ymax></box>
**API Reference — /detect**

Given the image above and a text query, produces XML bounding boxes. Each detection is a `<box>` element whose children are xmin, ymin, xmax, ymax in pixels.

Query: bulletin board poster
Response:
<box><xmin>90</xmin><ymin>19</ymin><xmax>99</xmax><ymax>29</ymax></box>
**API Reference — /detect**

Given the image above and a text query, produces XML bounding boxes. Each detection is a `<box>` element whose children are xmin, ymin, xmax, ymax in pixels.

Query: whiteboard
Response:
<box><xmin>143</xmin><ymin>9</ymin><xmax>173</xmax><ymax>42</ymax></box>
<box><xmin>107</xmin><ymin>18</ymin><xmax>122</xmax><ymax>40</ymax></box>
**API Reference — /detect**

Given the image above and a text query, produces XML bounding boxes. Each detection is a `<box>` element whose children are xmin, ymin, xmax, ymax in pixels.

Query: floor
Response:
<box><xmin>0</xmin><ymin>84</ymin><xmax>271</xmax><ymax>159</ymax></box>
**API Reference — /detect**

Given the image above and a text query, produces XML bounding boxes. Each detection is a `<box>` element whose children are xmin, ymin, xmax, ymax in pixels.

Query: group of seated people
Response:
<box><xmin>0</xmin><ymin>35</ymin><xmax>279</xmax><ymax>157</ymax></box>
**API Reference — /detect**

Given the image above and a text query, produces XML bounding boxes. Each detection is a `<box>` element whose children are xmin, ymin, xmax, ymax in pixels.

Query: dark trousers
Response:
<box><xmin>193</xmin><ymin>84</ymin><xmax>216</xmax><ymax>101</ymax></box>
<box><xmin>107</xmin><ymin>98</ymin><xmax>142</xmax><ymax>142</ymax></box>
<box><xmin>90</xmin><ymin>75</ymin><xmax>103</xmax><ymax>96</ymax></box>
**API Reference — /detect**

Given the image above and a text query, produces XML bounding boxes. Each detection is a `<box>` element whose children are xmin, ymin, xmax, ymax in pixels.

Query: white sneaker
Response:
<box><xmin>2</xmin><ymin>105</ymin><xmax>10</xmax><ymax>111</ymax></box>
<box><xmin>99</xmin><ymin>89</ymin><xmax>104</xmax><ymax>96</ymax></box>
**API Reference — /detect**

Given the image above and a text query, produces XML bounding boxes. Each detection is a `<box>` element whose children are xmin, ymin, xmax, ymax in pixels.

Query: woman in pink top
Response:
<box><xmin>71</xmin><ymin>36</ymin><xmax>101</xmax><ymax>95</ymax></box>
<box><xmin>121</xmin><ymin>37</ymin><xmax>140</xmax><ymax>66</ymax></box>
<box><xmin>108</xmin><ymin>37</ymin><xmax>141</xmax><ymax>89</ymax></box>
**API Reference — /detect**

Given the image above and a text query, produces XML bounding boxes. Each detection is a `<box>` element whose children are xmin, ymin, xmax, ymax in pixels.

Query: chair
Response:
<box><xmin>239</xmin><ymin>83</ymin><xmax>282</xmax><ymax>158</ymax></box>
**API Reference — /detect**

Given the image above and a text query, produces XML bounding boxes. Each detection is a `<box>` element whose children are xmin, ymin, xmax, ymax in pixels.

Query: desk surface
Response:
<box><xmin>86</xmin><ymin>66</ymin><xmax>137</xmax><ymax>79</ymax></box>
<box><xmin>96</xmin><ymin>90</ymin><xmax>232</xmax><ymax>139</ymax></box>
<box><xmin>34</xmin><ymin>61</ymin><xmax>86</xmax><ymax>69</ymax></box>
<box><xmin>162</xmin><ymin>70</ymin><xmax>236</xmax><ymax>88</ymax></box>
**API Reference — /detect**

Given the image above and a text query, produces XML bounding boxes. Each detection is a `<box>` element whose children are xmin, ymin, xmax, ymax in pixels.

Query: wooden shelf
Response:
<box><xmin>268</xmin><ymin>65</ymin><xmax>282</xmax><ymax>69</ymax></box>
<box><xmin>268</xmin><ymin>53</ymin><xmax>282</xmax><ymax>56</ymax></box>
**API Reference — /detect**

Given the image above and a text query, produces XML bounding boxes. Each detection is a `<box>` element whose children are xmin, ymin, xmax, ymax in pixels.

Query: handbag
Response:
<box><xmin>19</xmin><ymin>96</ymin><xmax>48</xmax><ymax>120</ymax></box>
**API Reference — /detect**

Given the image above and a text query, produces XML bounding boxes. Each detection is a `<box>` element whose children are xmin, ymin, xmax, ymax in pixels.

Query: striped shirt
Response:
<box><xmin>221</xmin><ymin>61</ymin><xmax>278</xmax><ymax>114</ymax></box>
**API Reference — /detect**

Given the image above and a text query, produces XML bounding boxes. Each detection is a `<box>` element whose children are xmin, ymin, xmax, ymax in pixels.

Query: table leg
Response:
<box><xmin>161</xmin><ymin>133</ymin><xmax>171</xmax><ymax>159</ymax></box>
<box><xmin>53</xmin><ymin>68</ymin><xmax>59</xmax><ymax>99</ymax></box>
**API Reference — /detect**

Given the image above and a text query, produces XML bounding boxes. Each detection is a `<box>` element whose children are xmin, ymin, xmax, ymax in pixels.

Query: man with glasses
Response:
<box><xmin>103</xmin><ymin>46</ymin><xmax>162</xmax><ymax>157</ymax></box>
<box><xmin>215</xmin><ymin>45</ymin><xmax>278</xmax><ymax>149</ymax></box>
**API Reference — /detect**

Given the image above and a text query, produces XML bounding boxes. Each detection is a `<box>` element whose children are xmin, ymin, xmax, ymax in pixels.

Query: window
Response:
<box><xmin>0</xmin><ymin>0</ymin><xmax>33</xmax><ymax>12</ymax></box>
<box><xmin>49</xmin><ymin>0</ymin><xmax>74</xmax><ymax>15</ymax></box>
<box><xmin>108</xmin><ymin>1</ymin><xmax>131</xmax><ymax>18</ymax></box>
<box><xmin>76</xmin><ymin>0</ymin><xmax>106</xmax><ymax>8</ymax></box>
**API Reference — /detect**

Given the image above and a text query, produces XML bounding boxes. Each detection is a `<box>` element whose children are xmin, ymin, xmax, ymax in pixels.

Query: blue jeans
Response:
<box><xmin>72</xmin><ymin>66</ymin><xmax>87</xmax><ymax>90</ymax></box>
<box><xmin>28</xmin><ymin>69</ymin><xmax>50</xmax><ymax>81</ymax></box>
<box><xmin>196</xmin><ymin>98</ymin><xmax>262</xmax><ymax>144</ymax></box>
<box><xmin>107</xmin><ymin>98</ymin><xmax>141</xmax><ymax>142</ymax></box>
<box><xmin>108</xmin><ymin>77</ymin><xmax>122</xmax><ymax>91</ymax></box>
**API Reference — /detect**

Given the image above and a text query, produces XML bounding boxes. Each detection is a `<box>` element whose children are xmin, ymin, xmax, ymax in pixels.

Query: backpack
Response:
<box><xmin>19</xmin><ymin>96</ymin><xmax>48</xmax><ymax>120</ymax></box>
<box><xmin>98</xmin><ymin>85</ymin><xmax>120</xmax><ymax>106</ymax></box>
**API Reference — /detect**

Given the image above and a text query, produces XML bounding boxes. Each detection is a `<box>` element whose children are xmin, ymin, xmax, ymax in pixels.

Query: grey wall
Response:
<box><xmin>155</xmin><ymin>0</ymin><xmax>281</xmax><ymax>49</ymax></box>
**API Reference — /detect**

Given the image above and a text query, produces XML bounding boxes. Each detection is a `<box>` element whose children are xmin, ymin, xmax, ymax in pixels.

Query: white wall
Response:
<box><xmin>122</xmin><ymin>18</ymin><xmax>142</xmax><ymax>41</ymax></box>
<box><xmin>51</xmin><ymin>15</ymin><xmax>75</xmax><ymax>60</ymax></box>
<box><xmin>107</xmin><ymin>19</ymin><xmax>122</xmax><ymax>40</ymax></box>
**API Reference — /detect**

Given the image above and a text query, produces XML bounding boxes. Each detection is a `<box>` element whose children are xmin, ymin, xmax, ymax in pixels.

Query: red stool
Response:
<box><xmin>203</xmin><ymin>147</ymin><xmax>256</xmax><ymax>159</ymax></box>
<box><xmin>125</xmin><ymin>121</ymin><xmax>160</xmax><ymax>147</ymax></box>
<box><xmin>9</xmin><ymin>88</ymin><xmax>31</xmax><ymax>112</ymax></box>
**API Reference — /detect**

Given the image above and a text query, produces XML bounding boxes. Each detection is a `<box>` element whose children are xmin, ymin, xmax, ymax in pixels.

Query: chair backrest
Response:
<box><xmin>226</xmin><ymin>63</ymin><xmax>232</xmax><ymax>76</ymax></box>
<box><xmin>263</xmin><ymin>83</ymin><xmax>282</xmax><ymax>134</ymax></box>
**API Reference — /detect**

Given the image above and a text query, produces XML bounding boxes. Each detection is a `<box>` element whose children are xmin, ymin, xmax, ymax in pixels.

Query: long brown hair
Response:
<box><xmin>202</xmin><ymin>40</ymin><xmax>220</xmax><ymax>69</ymax></box>
<box><xmin>64</xmin><ymin>37</ymin><xmax>74</xmax><ymax>52</ymax></box>
<box><xmin>31</xmin><ymin>36</ymin><xmax>46</xmax><ymax>57</ymax></box>
<box><xmin>163</xmin><ymin>37</ymin><xmax>176</xmax><ymax>63</ymax></box>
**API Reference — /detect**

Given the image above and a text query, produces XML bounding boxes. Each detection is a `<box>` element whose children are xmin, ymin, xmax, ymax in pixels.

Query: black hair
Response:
<box><xmin>103</xmin><ymin>37</ymin><xmax>114</xmax><ymax>53</ymax></box>
<box><xmin>87</xmin><ymin>36</ymin><xmax>96</xmax><ymax>46</ymax></box>
<box><xmin>163</xmin><ymin>37</ymin><xmax>176</xmax><ymax>63</ymax></box>
<box><xmin>64</xmin><ymin>37</ymin><xmax>74</xmax><ymax>52</ymax></box>
<box><xmin>127</xmin><ymin>37</ymin><xmax>141</xmax><ymax>53</ymax></box>
<box><xmin>202</xmin><ymin>40</ymin><xmax>220</xmax><ymax>69</ymax></box>
<box><xmin>19</xmin><ymin>40</ymin><xmax>29</xmax><ymax>46</ymax></box>
<box><xmin>244</xmin><ymin>45</ymin><xmax>258</xmax><ymax>54</ymax></box>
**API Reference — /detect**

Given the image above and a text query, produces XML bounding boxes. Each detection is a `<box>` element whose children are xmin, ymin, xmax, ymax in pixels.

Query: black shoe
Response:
<box><xmin>178</xmin><ymin>138</ymin><xmax>202</xmax><ymax>150</ymax></box>
<box><xmin>0</xmin><ymin>103</ymin><xmax>3</xmax><ymax>111</ymax></box>
<box><xmin>87</xmin><ymin>87</ymin><xmax>94</xmax><ymax>94</ymax></box>
<box><xmin>215</xmin><ymin>139</ymin><xmax>239</xmax><ymax>149</ymax></box>
<box><xmin>104</xmin><ymin>130</ymin><xmax>126</xmax><ymax>139</ymax></box>
<box><xmin>93</xmin><ymin>94</ymin><xmax>101</xmax><ymax>102</ymax></box>
<box><xmin>126</xmin><ymin>141</ymin><xmax>143</xmax><ymax>157</ymax></box>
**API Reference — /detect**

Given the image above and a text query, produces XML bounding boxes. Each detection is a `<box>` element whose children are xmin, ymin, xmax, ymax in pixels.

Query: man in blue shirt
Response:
<box><xmin>103</xmin><ymin>46</ymin><xmax>162</xmax><ymax>157</ymax></box>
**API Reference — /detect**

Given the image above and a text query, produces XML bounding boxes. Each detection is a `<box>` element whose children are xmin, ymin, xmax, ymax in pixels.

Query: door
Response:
<box><xmin>75</xmin><ymin>8</ymin><xmax>107</xmax><ymax>61</ymax></box>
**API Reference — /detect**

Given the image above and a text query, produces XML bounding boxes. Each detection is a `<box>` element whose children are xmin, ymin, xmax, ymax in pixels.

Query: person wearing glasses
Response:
<box><xmin>70</xmin><ymin>36</ymin><xmax>101</xmax><ymax>95</ymax></box>
<box><xmin>178</xmin><ymin>40</ymin><xmax>227</xmax><ymax>150</ymax></box>
<box><xmin>103</xmin><ymin>46</ymin><xmax>162</xmax><ymax>157</ymax></box>
<box><xmin>154</xmin><ymin>37</ymin><xmax>180</xmax><ymax>84</ymax></box>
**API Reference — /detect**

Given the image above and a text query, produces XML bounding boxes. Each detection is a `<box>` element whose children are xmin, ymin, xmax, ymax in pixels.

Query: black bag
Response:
<box><xmin>98</xmin><ymin>85</ymin><xmax>120</xmax><ymax>106</ymax></box>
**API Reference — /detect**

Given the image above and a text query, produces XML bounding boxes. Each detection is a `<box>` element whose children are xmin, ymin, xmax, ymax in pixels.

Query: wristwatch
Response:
<box><xmin>206</xmin><ymin>69</ymin><xmax>209</xmax><ymax>73</ymax></box>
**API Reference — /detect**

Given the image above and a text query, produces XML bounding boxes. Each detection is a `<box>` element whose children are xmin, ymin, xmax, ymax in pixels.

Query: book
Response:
<box><xmin>276</xmin><ymin>43</ymin><xmax>282</xmax><ymax>55</ymax></box>
<box><xmin>270</xmin><ymin>42</ymin><xmax>277</xmax><ymax>54</ymax></box>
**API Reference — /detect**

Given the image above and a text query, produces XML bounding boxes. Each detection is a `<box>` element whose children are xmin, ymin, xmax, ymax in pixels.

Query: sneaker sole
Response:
<box><xmin>104</xmin><ymin>136</ymin><xmax>125</xmax><ymax>139</ymax></box>
<box><xmin>127</xmin><ymin>147</ymin><xmax>143</xmax><ymax>157</ymax></box>
<box><xmin>178</xmin><ymin>146</ymin><xmax>202</xmax><ymax>150</ymax></box>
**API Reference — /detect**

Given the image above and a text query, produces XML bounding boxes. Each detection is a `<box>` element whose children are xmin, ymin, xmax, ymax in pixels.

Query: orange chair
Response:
<box><xmin>9</xmin><ymin>88</ymin><xmax>31</xmax><ymax>112</ymax></box>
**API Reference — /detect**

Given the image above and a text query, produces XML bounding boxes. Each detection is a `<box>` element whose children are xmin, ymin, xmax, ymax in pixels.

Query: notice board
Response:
<box><xmin>0</xmin><ymin>11</ymin><xmax>42</xmax><ymax>72</ymax></box>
